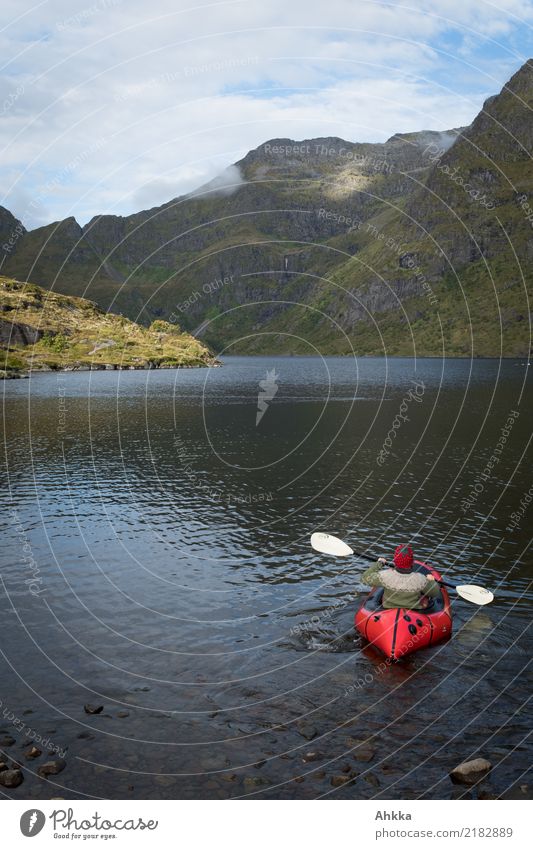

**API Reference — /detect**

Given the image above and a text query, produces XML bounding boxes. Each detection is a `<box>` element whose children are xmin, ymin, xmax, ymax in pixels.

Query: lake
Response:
<box><xmin>1</xmin><ymin>356</ymin><xmax>532</xmax><ymax>799</ymax></box>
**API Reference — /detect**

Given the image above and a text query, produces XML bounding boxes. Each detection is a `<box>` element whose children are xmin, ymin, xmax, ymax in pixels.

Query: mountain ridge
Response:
<box><xmin>1</xmin><ymin>59</ymin><xmax>532</xmax><ymax>357</ymax></box>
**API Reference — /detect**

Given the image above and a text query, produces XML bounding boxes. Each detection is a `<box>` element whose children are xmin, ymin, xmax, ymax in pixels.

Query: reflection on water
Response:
<box><xmin>1</xmin><ymin>356</ymin><xmax>531</xmax><ymax>799</ymax></box>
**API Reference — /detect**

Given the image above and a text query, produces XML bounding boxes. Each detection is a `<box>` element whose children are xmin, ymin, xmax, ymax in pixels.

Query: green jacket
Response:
<box><xmin>361</xmin><ymin>561</ymin><xmax>440</xmax><ymax>610</ymax></box>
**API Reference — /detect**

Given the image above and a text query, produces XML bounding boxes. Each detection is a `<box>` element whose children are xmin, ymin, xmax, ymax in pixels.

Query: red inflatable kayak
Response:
<box><xmin>354</xmin><ymin>560</ymin><xmax>452</xmax><ymax>660</ymax></box>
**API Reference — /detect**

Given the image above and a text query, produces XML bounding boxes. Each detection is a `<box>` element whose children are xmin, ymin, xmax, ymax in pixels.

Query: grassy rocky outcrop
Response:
<box><xmin>0</xmin><ymin>276</ymin><xmax>216</xmax><ymax>377</ymax></box>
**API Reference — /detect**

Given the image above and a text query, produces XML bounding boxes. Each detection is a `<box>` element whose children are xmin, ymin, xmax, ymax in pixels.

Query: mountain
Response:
<box><xmin>2</xmin><ymin>59</ymin><xmax>532</xmax><ymax>357</ymax></box>
<box><xmin>0</xmin><ymin>276</ymin><xmax>215</xmax><ymax>377</ymax></box>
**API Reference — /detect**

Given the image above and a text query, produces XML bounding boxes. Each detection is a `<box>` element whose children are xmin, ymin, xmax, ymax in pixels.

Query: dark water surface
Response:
<box><xmin>1</xmin><ymin>356</ymin><xmax>532</xmax><ymax>799</ymax></box>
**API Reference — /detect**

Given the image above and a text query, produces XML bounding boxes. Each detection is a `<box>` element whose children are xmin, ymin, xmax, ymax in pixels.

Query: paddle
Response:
<box><xmin>310</xmin><ymin>532</ymin><xmax>494</xmax><ymax>605</ymax></box>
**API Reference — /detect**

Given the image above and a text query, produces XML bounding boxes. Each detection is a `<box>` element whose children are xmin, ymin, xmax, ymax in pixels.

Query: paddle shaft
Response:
<box><xmin>353</xmin><ymin>549</ymin><xmax>457</xmax><ymax>590</ymax></box>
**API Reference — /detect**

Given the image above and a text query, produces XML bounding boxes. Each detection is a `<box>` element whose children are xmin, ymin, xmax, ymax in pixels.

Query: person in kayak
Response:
<box><xmin>361</xmin><ymin>544</ymin><xmax>440</xmax><ymax>610</ymax></box>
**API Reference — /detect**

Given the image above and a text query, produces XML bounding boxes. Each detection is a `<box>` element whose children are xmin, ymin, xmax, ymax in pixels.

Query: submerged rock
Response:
<box><xmin>243</xmin><ymin>775</ymin><xmax>269</xmax><ymax>788</ymax></box>
<box><xmin>0</xmin><ymin>734</ymin><xmax>16</xmax><ymax>747</ymax></box>
<box><xmin>38</xmin><ymin>759</ymin><xmax>66</xmax><ymax>778</ymax></box>
<box><xmin>0</xmin><ymin>768</ymin><xmax>23</xmax><ymax>787</ymax></box>
<box><xmin>84</xmin><ymin>704</ymin><xmax>104</xmax><ymax>715</ymax></box>
<box><xmin>330</xmin><ymin>774</ymin><xmax>352</xmax><ymax>787</ymax></box>
<box><xmin>296</xmin><ymin>722</ymin><xmax>317</xmax><ymax>740</ymax></box>
<box><xmin>24</xmin><ymin>746</ymin><xmax>42</xmax><ymax>760</ymax></box>
<box><xmin>353</xmin><ymin>745</ymin><xmax>375</xmax><ymax>762</ymax></box>
<box><xmin>302</xmin><ymin>751</ymin><xmax>323</xmax><ymax>763</ymax></box>
<box><xmin>450</xmin><ymin>758</ymin><xmax>492</xmax><ymax>785</ymax></box>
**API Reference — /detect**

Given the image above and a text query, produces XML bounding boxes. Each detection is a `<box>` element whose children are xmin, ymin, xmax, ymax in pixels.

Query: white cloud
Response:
<box><xmin>0</xmin><ymin>0</ymin><xmax>530</xmax><ymax>227</ymax></box>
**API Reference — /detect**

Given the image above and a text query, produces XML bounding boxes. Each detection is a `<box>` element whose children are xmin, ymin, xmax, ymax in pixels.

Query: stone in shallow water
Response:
<box><xmin>38</xmin><ymin>759</ymin><xmax>66</xmax><ymax>778</ymax></box>
<box><xmin>347</xmin><ymin>739</ymin><xmax>376</xmax><ymax>762</ymax></box>
<box><xmin>24</xmin><ymin>746</ymin><xmax>42</xmax><ymax>759</ymax></box>
<box><xmin>354</xmin><ymin>748</ymin><xmax>375</xmax><ymax>763</ymax></box>
<box><xmin>296</xmin><ymin>722</ymin><xmax>317</xmax><ymax>741</ymax></box>
<box><xmin>302</xmin><ymin>751</ymin><xmax>323</xmax><ymax>762</ymax></box>
<box><xmin>0</xmin><ymin>735</ymin><xmax>16</xmax><ymax>747</ymax></box>
<box><xmin>84</xmin><ymin>704</ymin><xmax>104</xmax><ymax>715</ymax></box>
<box><xmin>243</xmin><ymin>775</ymin><xmax>269</xmax><ymax>788</ymax></box>
<box><xmin>0</xmin><ymin>768</ymin><xmax>23</xmax><ymax>787</ymax></box>
<box><xmin>330</xmin><ymin>774</ymin><xmax>351</xmax><ymax>787</ymax></box>
<box><xmin>450</xmin><ymin>758</ymin><xmax>492</xmax><ymax>785</ymax></box>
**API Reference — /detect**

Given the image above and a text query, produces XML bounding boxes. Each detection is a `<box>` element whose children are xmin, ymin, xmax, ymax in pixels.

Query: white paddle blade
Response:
<box><xmin>310</xmin><ymin>532</ymin><xmax>354</xmax><ymax>557</ymax></box>
<box><xmin>455</xmin><ymin>584</ymin><xmax>494</xmax><ymax>605</ymax></box>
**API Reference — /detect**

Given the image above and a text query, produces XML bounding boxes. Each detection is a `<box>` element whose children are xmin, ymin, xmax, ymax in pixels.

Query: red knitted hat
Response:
<box><xmin>393</xmin><ymin>544</ymin><xmax>414</xmax><ymax>571</ymax></box>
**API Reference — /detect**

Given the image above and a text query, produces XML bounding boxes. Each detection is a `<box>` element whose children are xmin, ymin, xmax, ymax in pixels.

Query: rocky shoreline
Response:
<box><xmin>0</xmin><ymin>360</ymin><xmax>222</xmax><ymax>379</ymax></box>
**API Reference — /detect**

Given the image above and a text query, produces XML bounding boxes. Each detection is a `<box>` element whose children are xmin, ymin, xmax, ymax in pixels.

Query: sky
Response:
<box><xmin>1</xmin><ymin>0</ymin><xmax>532</xmax><ymax>229</ymax></box>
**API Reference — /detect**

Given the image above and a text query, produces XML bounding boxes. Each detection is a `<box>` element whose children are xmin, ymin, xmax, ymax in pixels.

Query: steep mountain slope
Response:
<box><xmin>2</xmin><ymin>59</ymin><xmax>532</xmax><ymax>357</ymax></box>
<box><xmin>1</xmin><ymin>129</ymin><xmax>462</xmax><ymax>335</ymax></box>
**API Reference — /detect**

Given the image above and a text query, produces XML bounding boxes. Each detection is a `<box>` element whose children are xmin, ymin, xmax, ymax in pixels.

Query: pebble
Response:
<box><xmin>302</xmin><ymin>751</ymin><xmax>323</xmax><ymax>763</ymax></box>
<box><xmin>364</xmin><ymin>773</ymin><xmax>380</xmax><ymax>787</ymax></box>
<box><xmin>24</xmin><ymin>746</ymin><xmax>42</xmax><ymax>760</ymax></box>
<box><xmin>84</xmin><ymin>704</ymin><xmax>104</xmax><ymax>715</ymax></box>
<box><xmin>116</xmin><ymin>712</ymin><xmax>130</xmax><ymax>718</ymax></box>
<box><xmin>77</xmin><ymin>731</ymin><xmax>95</xmax><ymax>740</ymax></box>
<box><xmin>330</xmin><ymin>775</ymin><xmax>351</xmax><ymax>787</ymax></box>
<box><xmin>244</xmin><ymin>776</ymin><xmax>268</xmax><ymax>788</ymax></box>
<box><xmin>450</xmin><ymin>758</ymin><xmax>492</xmax><ymax>785</ymax></box>
<box><xmin>0</xmin><ymin>768</ymin><xmax>23</xmax><ymax>788</ymax></box>
<box><xmin>297</xmin><ymin>722</ymin><xmax>318</xmax><ymax>741</ymax></box>
<box><xmin>38</xmin><ymin>759</ymin><xmax>66</xmax><ymax>778</ymax></box>
<box><xmin>0</xmin><ymin>735</ymin><xmax>16</xmax><ymax>747</ymax></box>
<box><xmin>353</xmin><ymin>746</ymin><xmax>376</xmax><ymax>763</ymax></box>
<box><xmin>478</xmin><ymin>789</ymin><xmax>497</xmax><ymax>800</ymax></box>
<box><xmin>0</xmin><ymin>761</ymin><xmax>8</xmax><ymax>772</ymax></box>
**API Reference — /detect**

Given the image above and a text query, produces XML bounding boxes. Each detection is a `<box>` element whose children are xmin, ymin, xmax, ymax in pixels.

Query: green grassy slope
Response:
<box><xmin>0</xmin><ymin>276</ymin><xmax>215</xmax><ymax>376</ymax></box>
